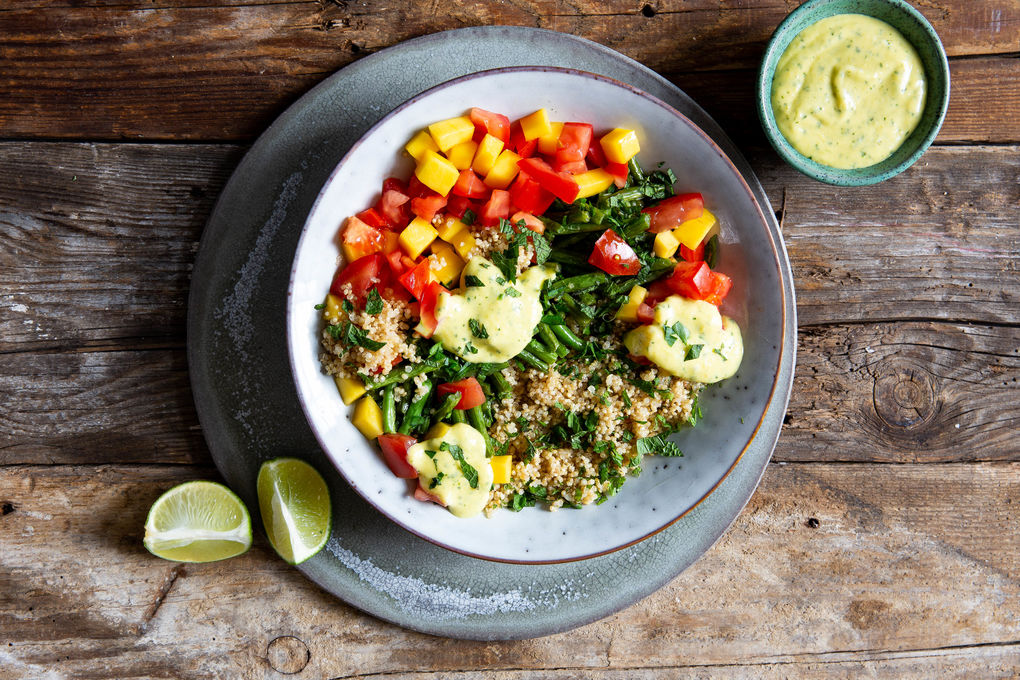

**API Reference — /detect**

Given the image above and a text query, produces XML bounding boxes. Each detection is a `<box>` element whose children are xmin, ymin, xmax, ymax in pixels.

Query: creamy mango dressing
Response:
<box><xmin>771</xmin><ymin>14</ymin><xmax>926</xmax><ymax>169</ymax></box>
<box><xmin>406</xmin><ymin>423</ymin><xmax>494</xmax><ymax>518</ymax></box>
<box><xmin>624</xmin><ymin>296</ymin><xmax>742</xmax><ymax>384</ymax></box>
<box><xmin>433</xmin><ymin>257</ymin><xmax>556</xmax><ymax>363</ymax></box>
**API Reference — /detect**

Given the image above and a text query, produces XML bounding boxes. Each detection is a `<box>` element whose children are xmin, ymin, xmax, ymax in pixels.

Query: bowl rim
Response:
<box><xmin>756</xmin><ymin>0</ymin><xmax>950</xmax><ymax>186</ymax></box>
<box><xmin>287</xmin><ymin>65</ymin><xmax>789</xmax><ymax>564</ymax></box>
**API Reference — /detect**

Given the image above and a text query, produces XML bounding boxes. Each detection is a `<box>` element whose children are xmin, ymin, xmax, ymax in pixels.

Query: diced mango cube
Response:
<box><xmin>600</xmin><ymin>128</ymin><xmax>641</xmax><ymax>164</ymax></box>
<box><xmin>405</xmin><ymin>130</ymin><xmax>439</xmax><ymax>161</ymax></box>
<box><xmin>335</xmin><ymin>375</ymin><xmax>366</xmax><ymax>405</ymax></box>
<box><xmin>429</xmin><ymin>240</ymin><xmax>465</xmax><ymax>285</ymax></box>
<box><xmin>425</xmin><ymin>422</ymin><xmax>451</xmax><ymax>440</ymax></box>
<box><xmin>323</xmin><ymin>293</ymin><xmax>343</xmax><ymax>324</ymax></box>
<box><xmin>490</xmin><ymin>455</ymin><xmax>512</xmax><ymax>484</ymax></box>
<box><xmin>673</xmin><ymin>209</ymin><xmax>717</xmax><ymax>250</ymax></box>
<box><xmin>472</xmin><ymin>133</ymin><xmax>505</xmax><ymax>176</ymax></box>
<box><xmin>519</xmin><ymin>108</ymin><xmax>552</xmax><ymax>141</ymax></box>
<box><xmin>351</xmin><ymin>395</ymin><xmax>384</xmax><ymax>440</ymax></box>
<box><xmin>380</xmin><ymin>229</ymin><xmax>400</xmax><ymax>254</ymax></box>
<box><xmin>446</xmin><ymin>139</ymin><xmax>478</xmax><ymax>171</ymax></box>
<box><xmin>399</xmin><ymin>217</ymin><xmax>439</xmax><ymax>259</ymax></box>
<box><xmin>483</xmin><ymin>149</ymin><xmax>522</xmax><ymax>189</ymax></box>
<box><xmin>415</xmin><ymin>150</ymin><xmax>460</xmax><ymax>196</ymax></box>
<box><xmin>615</xmin><ymin>285</ymin><xmax>648</xmax><ymax>322</ymax></box>
<box><xmin>653</xmin><ymin>230</ymin><xmax>680</xmax><ymax>259</ymax></box>
<box><xmin>573</xmin><ymin>168</ymin><xmax>614</xmax><ymax>199</ymax></box>
<box><xmin>444</xmin><ymin>227</ymin><xmax>476</xmax><ymax>260</ymax></box>
<box><xmin>428</xmin><ymin>116</ymin><xmax>475</xmax><ymax>152</ymax></box>
<box><xmin>436</xmin><ymin>215</ymin><xmax>468</xmax><ymax>241</ymax></box>
<box><xmin>537</xmin><ymin>121</ymin><xmax>564</xmax><ymax>155</ymax></box>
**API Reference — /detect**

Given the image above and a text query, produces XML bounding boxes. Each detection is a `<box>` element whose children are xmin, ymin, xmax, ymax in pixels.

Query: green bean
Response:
<box><xmin>547</xmin><ymin>272</ymin><xmax>608</xmax><ymax>298</ymax></box>
<box><xmin>467</xmin><ymin>406</ymin><xmax>494</xmax><ymax>457</ymax></box>
<box><xmin>550</xmin><ymin>323</ymin><xmax>586</xmax><ymax>351</ymax></box>
<box><xmin>526</xmin><ymin>339</ymin><xmax>557</xmax><ymax>365</ymax></box>
<box><xmin>549</xmin><ymin>221</ymin><xmax>607</xmax><ymax>236</ymax></box>
<box><xmin>516</xmin><ymin>348</ymin><xmax>550</xmax><ymax>372</ymax></box>
<box><xmin>621</xmin><ymin>213</ymin><xmax>651</xmax><ymax>238</ymax></box>
<box><xmin>398</xmin><ymin>379</ymin><xmax>433</xmax><ymax>435</ymax></box>
<box><xmin>431</xmin><ymin>392</ymin><xmax>461</xmax><ymax>425</ymax></box>
<box><xmin>565</xmin><ymin>205</ymin><xmax>591</xmax><ymax>224</ymax></box>
<box><xmin>364</xmin><ymin>362</ymin><xmax>437</xmax><ymax>390</ymax></box>
<box><xmin>590</xmin><ymin>206</ymin><xmax>607</xmax><ymax>225</ymax></box>
<box><xmin>450</xmin><ymin>410</ymin><xmax>467</xmax><ymax>424</ymax></box>
<box><xmin>560</xmin><ymin>293</ymin><xmax>595</xmax><ymax>322</ymax></box>
<box><xmin>489</xmin><ymin>371</ymin><xmax>512</xmax><ymax>398</ymax></box>
<box><xmin>537</xmin><ymin>323</ymin><xmax>563</xmax><ymax>354</ymax></box>
<box><xmin>546</xmin><ymin>250</ymin><xmax>589</xmax><ymax>267</ymax></box>
<box><xmin>628</xmin><ymin>157</ymin><xmax>645</xmax><ymax>183</ymax></box>
<box><xmin>611</xmin><ymin>186</ymin><xmax>644</xmax><ymax>203</ymax></box>
<box><xmin>555</xmin><ymin>343</ymin><xmax>569</xmax><ymax>358</ymax></box>
<box><xmin>381</xmin><ymin>385</ymin><xmax>397</xmax><ymax>433</ymax></box>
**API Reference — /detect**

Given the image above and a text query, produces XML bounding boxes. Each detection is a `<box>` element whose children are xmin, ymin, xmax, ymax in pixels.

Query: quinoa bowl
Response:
<box><xmin>287</xmin><ymin>67</ymin><xmax>787</xmax><ymax>563</ymax></box>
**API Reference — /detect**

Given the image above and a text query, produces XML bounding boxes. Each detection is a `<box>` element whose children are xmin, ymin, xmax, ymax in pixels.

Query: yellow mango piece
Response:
<box><xmin>537</xmin><ymin>121</ymin><xmax>564</xmax><ymax>155</ymax></box>
<box><xmin>425</xmin><ymin>422</ymin><xmax>451</xmax><ymax>440</ymax></box>
<box><xmin>615</xmin><ymin>285</ymin><xmax>648</xmax><ymax>322</ymax></box>
<box><xmin>323</xmin><ymin>294</ymin><xmax>343</xmax><ymax>324</ymax></box>
<box><xmin>573</xmin><ymin>168</ymin><xmax>614</xmax><ymax>199</ymax></box>
<box><xmin>399</xmin><ymin>217</ymin><xmax>439</xmax><ymax>259</ymax></box>
<box><xmin>490</xmin><ymin>455</ymin><xmax>512</xmax><ymax>484</ymax></box>
<box><xmin>446</xmin><ymin>139</ymin><xmax>478</xmax><ymax>171</ymax></box>
<box><xmin>519</xmin><ymin>109</ymin><xmax>552</xmax><ymax>141</ymax></box>
<box><xmin>444</xmin><ymin>227</ymin><xmax>476</xmax><ymax>260</ymax></box>
<box><xmin>672</xmin><ymin>209</ymin><xmax>717</xmax><ymax>250</ymax></box>
<box><xmin>405</xmin><ymin>130</ymin><xmax>439</xmax><ymax>162</ymax></box>
<box><xmin>428</xmin><ymin>116</ymin><xmax>475</xmax><ymax>152</ymax></box>
<box><xmin>600</xmin><ymin>128</ymin><xmax>641</xmax><ymax>164</ymax></box>
<box><xmin>415</xmin><ymin>150</ymin><xmax>459</xmax><ymax>196</ymax></box>
<box><xmin>653</xmin><ymin>230</ymin><xmax>680</xmax><ymax>259</ymax></box>
<box><xmin>351</xmin><ymin>395</ymin><xmax>384</xmax><ymax>440</ymax></box>
<box><xmin>472</xmin><ymin>133</ymin><xmax>505</xmax><ymax>176</ymax></box>
<box><xmin>436</xmin><ymin>215</ymin><xmax>468</xmax><ymax>241</ymax></box>
<box><xmin>483</xmin><ymin>149</ymin><xmax>522</xmax><ymax>189</ymax></box>
<box><xmin>335</xmin><ymin>375</ymin><xmax>366</xmax><ymax>406</ymax></box>
<box><xmin>428</xmin><ymin>240</ymin><xmax>465</xmax><ymax>285</ymax></box>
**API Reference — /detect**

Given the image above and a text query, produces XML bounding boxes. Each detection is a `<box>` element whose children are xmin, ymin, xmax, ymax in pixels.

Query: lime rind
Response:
<box><xmin>257</xmin><ymin>458</ymin><xmax>332</xmax><ymax>565</ymax></box>
<box><xmin>143</xmin><ymin>480</ymin><xmax>252</xmax><ymax>563</ymax></box>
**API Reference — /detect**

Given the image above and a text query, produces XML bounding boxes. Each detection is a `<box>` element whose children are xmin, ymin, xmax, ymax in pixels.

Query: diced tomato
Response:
<box><xmin>517</xmin><ymin>157</ymin><xmax>579</xmax><ymax>204</ymax></box>
<box><xmin>643</xmin><ymin>278</ymin><xmax>673</xmax><ymax>305</ymax></box>
<box><xmin>508</xmin><ymin>172</ymin><xmax>555</xmax><ymax>215</ymax></box>
<box><xmin>398</xmin><ymin>258</ymin><xmax>432</xmax><ymax>300</ymax></box>
<box><xmin>377</xmin><ymin>189</ymin><xmax>410</xmax><ymax>229</ymax></box>
<box><xmin>586</xmin><ymin>141</ymin><xmax>608</xmax><ymax>167</ymax></box>
<box><xmin>341</xmin><ymin>215</ymin><xmax>385</xmax><ymax>262</ymax></box>
<box><xmin>356</xmin><ymin>207</ymin><xmax>388</xmax><ymax>229</ymax></box>
<box><xmin>628</xmin><ymin>353</ymin><xmax>653</xmax><ymax>366</ymax></box>
<box><xmin>552</xmin><ymin>158</ymin><xmax>588</xmax><ymax>175</ymax></box>
<box><xmin>508</xmin><ymin>121</ymin><xmax>538</xmax><ymax>158</ymax></box>
<box><xmin>702</xmin><ymin>271</ymin><xmax>733</xmax><ymax>306</ymax></box>
<box><xmin>416</xmin><ymin>281</ymin><xmax>444</xmax><ymax>337</ymax></box>
<box><xmin>446</xmin><ymin>195</ymin><xmax>477</xmax><ymax>219</ymax></box>
<box><xmin>452</xmin><ymin>169</ymin><xmax>490</xmax><ymax>199</ymax></box>
<box><xmin>509</xmin><ymin>211</ymin><xmax>545</xmax><ymax>234</ymax></box>
<box><xmin>385</xmin><ymin>249</ymin><xmax>407</xmax><ymax>277</ymax></box>
<box><xmin>479</xmin><ymin>189</ymin><xmax>511</xmax><ymax>227</ymax></box>
<box><xmin>382</xmin><ymin>177</ymin><xmax>407</xmax><ymax>194</ymax></box>
<box><xmin>636</xmin><ymin>302</ymin><xmax>656</xmax><ymax>324</ymax></box>
<box><xmin>377</xmin><ymin>433</ymin><xmax>418</xmax><ymax>479</ymax></box>
<box><xmin>679</xmin><ymin>240</ymin><xmax>705</xmax><ymax>262</ymax></box>
<box><xmin>470</xmin><ymin>108</ymin><xmax>511</xmax><ymax>144</ymax></box>
<box><xmin>588</xmin><ymin>229</ymin><xmax>640</xmax><ymax>276</ymax></box>
<box><xmin>410</xmin><ymin>193</ymin><xmax>447</xmax><ymax>222</ymax></box>
<box><xmin>405</xmin><ymin>174</ymin><xmax>434</xmax><ymax>199</ymax></box>
<box><xmin>665</xmin><ymin>260</ymin><xmax>713</xmax><ymax>299</ymax></box>
<box><xmin>605</xmin><ymin>162</ymin><xmax>629</xmax><ymax>188</ymax></box>
<box><xmin>414</xmin><ymin>482</ymin><xmax>447</xmax><ymax>506</ymax></box>
<box><xmin>330</xmin><ymin>253</ymin><xmax>388</xmax><ymax>302</ymax></box>
<box><xmin>437</xmin><ymin>377</ymin><xmax>486</xmax><ymax>410</ymax></box>
<box><xmin>555</xmin><ymin>122</ymin><xmax>593</xmax><ymax>163</ymax></box>
<box><xmin>643</xmin><ymin>192</ymin><xmax>704</xmax><ymax>233</ymax></box>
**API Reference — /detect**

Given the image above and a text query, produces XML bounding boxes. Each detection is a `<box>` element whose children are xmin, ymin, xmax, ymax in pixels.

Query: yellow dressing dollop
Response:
<box><xmin>771</xmin><ymin>13</ymin><xmax>926</xmax><ymax>169</ymax></box>
<box><xmin>406</xmin><ymin>423</ymin><xmax>494</xmax><ymax>518</ymax></box>
<box><xmin>624</xmin><ymin>296</ymin><xmax>743</xmax><ymax>384</ymax></box>
<box><xmin>433</xmin><ymin>256</ymin><xmax>556</xmax><ymax>363</ymax></box>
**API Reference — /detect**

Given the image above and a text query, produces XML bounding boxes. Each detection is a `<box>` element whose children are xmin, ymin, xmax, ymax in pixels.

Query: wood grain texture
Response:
<box><xmin>0</xmin><ymin>1</ymin><xmax>1017</xmax><ymax>141</ymax></box>
<box><xmin>1</xmin><ymin>462</ymin><xmax>1017</xmax><ymax>678</ymax></box>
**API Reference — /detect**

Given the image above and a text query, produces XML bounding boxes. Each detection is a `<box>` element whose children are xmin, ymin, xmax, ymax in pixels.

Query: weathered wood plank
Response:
<box><xmin>1</xmin><ymin>143</ymin><xmax>1016</xmax><ymax>357</ymax></box>
<box><xmin>0</xmin><ymin>1</ymin><xmax>1016</xmax><ymax>141</ymax></box>
<box><xmin>1</xmin><ymin>462</ymin><xmax>1017</xmax><ymax>677</ymax></box>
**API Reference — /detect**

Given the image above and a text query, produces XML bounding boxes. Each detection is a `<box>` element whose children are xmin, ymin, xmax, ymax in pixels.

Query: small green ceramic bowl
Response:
<box><xmin>757</xmin><ymin>0</ymin><xmax>950</xmax><ymax>185</ymax></box>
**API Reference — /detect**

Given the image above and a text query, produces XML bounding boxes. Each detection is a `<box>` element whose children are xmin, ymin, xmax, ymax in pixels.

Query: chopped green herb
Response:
<box><xmin>462</xmin><ymin>209</ymin><xmax>476</xmax><ymax>226</ymax></box>
<box><xmin>713</xmin><ymin>347</ymin><xmax>727</xmax><ymax>360</ymax></box>
<box><xmin>663</xmin><ymin>321</ymin><xmax>689</xmax><ymax>347</ymax></box>
<box><xmin>636</xmin><ymin>433</ymin><xmax>683</xmax><ymax>457</ymax></box>
<box><xmin>463</xmin><ymin>342</ymin><xmax>479</xmax><ymax>355</ymax></box>
<box><xmin>685</xmin><ymin>344</ymin><xmax>704</xmax><ymax>361</ymax></box>
<box><xmin>621</xmin><ymin>391</ymin><xmax>633</xmax><ymax>408</ymax></box>
<box><xmin>468</xmin><ymin>319</ymin><xmax>489</xmax><ymax>339</ymax></box>
<box><xmin>441</xmin><ymin>441</ymin><xmax>478</xmax><ymax>489</ymax></box>
<box><xmin>504</xmin><ymin>287</ymin><xmax>522</xmax><ymax>298</ymax></box>
<box><xmin>341</xmin><ymin>299</ymin><xmax>354</xmax><ymax>314</ymax></box>
<box><xmin>429</xmin><ymin>472</ymin><xmax>445</xmax><ymax>489</ymax></box>
<box><xmin>464</xmin><ymin>275</ymin><xmax>485</xmax><ymax>287</ymax></box>
<box><xmin>314</xmin><ymin>303</ymin><xmax>325</xmax><ymax>310</ymax></box>
<box><xmin>364</xmin><ymin>288</ymin><xmax>383</xmax><ymax>315</ymax></box>
<box><xmin>327</xmin><ymin>321</ymin><xmax>386</xmax><ymax>351</ymax></box>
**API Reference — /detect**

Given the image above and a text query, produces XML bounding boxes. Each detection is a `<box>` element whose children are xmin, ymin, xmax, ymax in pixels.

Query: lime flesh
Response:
<box><xmin>143</xmin><ymin>480</ymin><xmax>252</xmax><ymax>562</ymax></box>
<box><xmin>257</xmin><ymin>458</ymin><xmax>331</xmax><ymax>565</ymax></box>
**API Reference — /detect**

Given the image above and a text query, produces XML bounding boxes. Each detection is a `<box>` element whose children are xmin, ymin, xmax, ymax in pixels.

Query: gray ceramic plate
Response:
<box><xmin>189</xmin><ymin>26</ymin><xmax>796</xmax><ymax>640</ymax></box>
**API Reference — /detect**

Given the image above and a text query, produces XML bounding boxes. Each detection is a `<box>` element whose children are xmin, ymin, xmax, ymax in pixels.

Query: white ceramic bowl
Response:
<box><xmin>288</xmin><ymin>67</ymin><xmax>787</xmax><ymax>563</ymax></box>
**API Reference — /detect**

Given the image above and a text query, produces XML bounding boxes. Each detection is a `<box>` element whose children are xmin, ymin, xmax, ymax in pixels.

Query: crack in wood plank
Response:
<box><xmin>140</xmin><ymin>564</ymin><xmax>185</xmax><ymax>632</ymax></box>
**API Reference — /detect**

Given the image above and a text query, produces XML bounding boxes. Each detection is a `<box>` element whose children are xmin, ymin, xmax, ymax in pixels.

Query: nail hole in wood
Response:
<box><xmin>641</xmin><ymin>4</ymin><xmax>656</xmax><ymax>17</ymax></box>
<box><xmin>1</xmin><ymin>502</ymin><xmax>14</xmax><ymax>515</ymax></box>
<box><xmin>806</xmin><ymin>517</ymin><xmax>820</xmax><ymax>529</ymax></box>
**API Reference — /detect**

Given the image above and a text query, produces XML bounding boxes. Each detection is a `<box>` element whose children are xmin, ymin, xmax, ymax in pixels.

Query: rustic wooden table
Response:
<box><xmin>2</xmin><ymin>1</ymin><xmax>1018</xmax><ymax>677</ymax></box>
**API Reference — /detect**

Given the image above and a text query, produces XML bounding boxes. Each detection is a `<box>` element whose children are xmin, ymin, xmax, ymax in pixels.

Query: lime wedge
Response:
<box><xmin>257</xmin><ymin>458</ymin><xmax>331</xmax><ymax>565</ymax></box>
<box><xmin>143</xmin><ymin>481</ymin><xmax>252</xmax><ymax>562</ymax></box>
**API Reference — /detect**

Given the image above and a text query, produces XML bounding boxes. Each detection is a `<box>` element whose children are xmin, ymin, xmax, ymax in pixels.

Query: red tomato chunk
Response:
<box><xmin>588</xmin><ymin>229</ymin><xmax>640</xmax><ymax>276</ymax></box>
<box><xmin>436</xmin><ymin>377</ymin><xmax>486</xmax><ymax>410</ymax></box>
<box><xmin>377</xmin><ymin>433</ymin><xmax>418</xmax><ymax>479</ymax></box>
